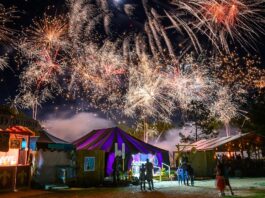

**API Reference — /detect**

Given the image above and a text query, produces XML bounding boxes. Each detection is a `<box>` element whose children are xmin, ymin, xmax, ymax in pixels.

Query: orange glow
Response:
<box><xmin>205</xmin><ymin>1</ymin><xmax>239</xmax><ymax>26</ymax></box>
<box><xmin>0</xmin><ymin>149</ymin><xmax>19</xmax><ymax>166</ymax></box>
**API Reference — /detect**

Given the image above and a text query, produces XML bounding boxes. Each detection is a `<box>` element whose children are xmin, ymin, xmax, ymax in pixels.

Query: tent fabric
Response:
<box><xmin>5</xmin><ymin>125</ymin><xmax>35</xmax><ymax>136</ymax></box>
<box><xmin>37</xmin><ymin>130</ymin><xmax>69</xmax><ymax>144</ymax></box>
<box><xmin>35</xmin><ymin>130</ymin><xmax>74</xmax><ymax>150</ymax></box>
<box><xmin>181</xmin><ymin>133</ymin><xmax>265</xmax><ymax>152</ymax></box>
<box><xmin>73</xmin><ymin>127</ymin><xmax>170</xmax><ymax>175</ymax></box>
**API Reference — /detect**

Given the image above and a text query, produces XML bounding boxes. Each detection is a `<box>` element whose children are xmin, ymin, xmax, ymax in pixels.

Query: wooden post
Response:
<box><xmin>26</xmin><ymin>135</ymin><xmax>31</xmax><ymax>164</ymax></box>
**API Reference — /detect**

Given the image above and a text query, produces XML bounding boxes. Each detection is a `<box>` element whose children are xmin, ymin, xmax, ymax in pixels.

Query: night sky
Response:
<box><xmin>1</xmin><ymin>0</ymin><xmax>265</xmax><ymax>121</ymax></box>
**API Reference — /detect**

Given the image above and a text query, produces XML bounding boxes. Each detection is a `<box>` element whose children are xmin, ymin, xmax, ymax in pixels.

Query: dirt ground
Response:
<box><xmin>1</xmin><ymin>178</ymin><xmax>265</xmax><ymax>198</ymax></box>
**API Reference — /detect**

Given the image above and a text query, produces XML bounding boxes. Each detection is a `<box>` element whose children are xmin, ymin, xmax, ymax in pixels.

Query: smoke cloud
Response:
<box><xmin>42</xmin><ymin>112</ymin><xmax>115</xmax><ymax>142</ymax></box>
<box><xmin>151</xmin><ymin>124</ymin><xmax>195</xmax><ymax>153</ymax></box>
<box><xmin>153</xmin><ymin>123</ymin><xmax>241</xmax><ymax>153</ymax></box>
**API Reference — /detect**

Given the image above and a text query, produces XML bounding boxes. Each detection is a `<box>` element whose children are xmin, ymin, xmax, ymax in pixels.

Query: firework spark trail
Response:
<box><xmin>0</xmin><ymin>56</ymin><xmax>8</xmax><ymax>70</ymax></box>
<box><xmin>0</xmin><ymin>4</ymin><xmax>17</xmax><ymax>43</ymax></box>
<box><xmin>25</xmin><ymin>14</ymin><xmax>68</xmax><ymax>49</ymax></box>
<box><xmin>68</xmin><ymin>42</ymin><xmax>127</xmax><ymax>115</ymax></box>
<box><xmin>124</xmin><ymin>54</ymin><xmax>176</xmax><ymax>122</ymax></box>
<box><xmin>210</xmin><ymin>87</ymin><xmax>240</xmax><ymax>136</ymax></box>
<box><xmin>0</xmin><ymin>4</ymin><xmax>17</xmax><ymax>71</ymax></box>
<box><xmin>209</xmin><ymin>52</ymin><xmax>265</xmax><ymax>95</ymax></box>
<box><xmin>68</xmin><ymin>0</ymin><xmax>180</xmax><ymax>63</ymax></box>
<box><xmin>175</xmin><ymin>0</ymin><xmax>265</xmax><ymax>52</ymax></box>
<box><xmin>16</xmin><ymin>14</ymin><xmax>69</xmax><ymax>119</ymax></box>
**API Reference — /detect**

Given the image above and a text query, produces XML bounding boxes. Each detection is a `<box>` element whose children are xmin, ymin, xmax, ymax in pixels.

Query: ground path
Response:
<box><xmin>1</xmin><ymin>178</ymin><xmax>265</xmax><ymax>198</ymax></box>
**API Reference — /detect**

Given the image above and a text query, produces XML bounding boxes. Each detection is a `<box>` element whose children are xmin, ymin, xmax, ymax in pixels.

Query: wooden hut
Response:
<box><xmin>31</xmin><ymin>130</ymin><xmax>75</xmax><ymax>187</ymax></box>
<box><xmin>0</xmin><ymin>126</ymin><xmax>35</xmax><ymax>191</ymax></box>
<box><xmin>175</xmin><ymin>133</ymin><xmax>265</xmax><ymax>177</ymax></box>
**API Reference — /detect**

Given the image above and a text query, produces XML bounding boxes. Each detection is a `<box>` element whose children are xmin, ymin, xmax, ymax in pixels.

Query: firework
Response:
<box><xmin>24</xmin><ymin>13</ymin><xmax>68</xmax><ymax>49</ymax></box>
<box><xmin>14</xmin><ymin>89</ymin><xmax>53</xmax><ymax>119</ymax></box>
<box><xmin>67</xmin><ymin>42</ymin><xmax>127</xmax><ymax>116</ymax></box>
<box><xmin>169</xmin><ymin>55</ymin><xmax>214</xmax><ymax>110</ymax></box>
<box><xmin>0</xmin><ymin>4</ymin><xmax>17</xmax><ymax>43</ymax></box>
<box><xmin>11</xmin><ymin>0</ymin><xmax>264</xmax><ymax>138</ymax></box>
<box><xmin>124</xmin><ymin>54</ymin><xmax>175</xmax><ymax>123</ymax></box>
<box><xmin>176</xmin><ymin>0</ymin><xmax>265</xmax><ymax>52</ymax></box>
<box><xmin>16</xmin><ymin>14</ymin><xmax>69</xmax><ymax>119</ymax></box>
<box><xmin>67</xmin><ymin>0</ymin><xmax>179</xmax><ymax>63</ymax></box>
<box><xmin>207</xmin><ymin>52</ymin><xmax>265</xmax><ymax>100</ymax></box>
<box><xmin>0</xmin><ymin>56</ymin><xmax>8</xmax><ymax>70</ymax></box>
<box><xmin>209</xmin><ymin>87</ymin><xmax>240</xmax><ymax>136</ymax></box>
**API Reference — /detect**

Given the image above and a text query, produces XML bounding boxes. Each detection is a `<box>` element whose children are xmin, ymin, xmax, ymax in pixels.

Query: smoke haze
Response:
<box><xmin>42</xmin><ymin>112</ymin><xmax>115</xmax><ymax>142</ymax></box>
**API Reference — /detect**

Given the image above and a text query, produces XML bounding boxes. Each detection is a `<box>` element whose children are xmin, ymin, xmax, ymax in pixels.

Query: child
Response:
<box><xmin>139</xmin><ymin>164</ymin><xmax>146</xmax><ymax>191</ymax></box>
<box><xmin>177</xmin><ymin>166</ymin><xmax>183</xmax><ymax>185</ymax></box>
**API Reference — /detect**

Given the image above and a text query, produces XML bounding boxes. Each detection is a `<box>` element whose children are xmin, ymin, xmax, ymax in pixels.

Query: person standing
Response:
<box><xmin>139</xmin><ymin>164</ymin><xmax>146</xmax><ymax>191</ymax></box>
<box><xmin>224</xmin><ymin>160</ymin><xmax>234</xmax><ymax>195</ymax></box>
<box><xmin>187</xmin><ymin>164</ymin><xmax>194</xmax><ymax>186</ymax></box>
<box><xmin>145</xmin><ymin>159</ymin><xmax>154</xmax><ymax>190</ymax></box>
<box><xmin>182</xmin><ymin>162</ymin><xmax>189</xmax><ymax>186</ymax></box>
<box><xmin>176</xmin><ymin>166</ymin><xmax>183</xmax><ymax>185</ymax></box>
<box><xmin>216</xmin><ymin>159</ymin><xmax>226</xmax><ymax>197</ymax></box>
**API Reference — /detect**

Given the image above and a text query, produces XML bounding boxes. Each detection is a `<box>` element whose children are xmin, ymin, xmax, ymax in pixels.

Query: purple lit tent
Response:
<box><xmin>73</xmin><ymin>127</ymin><xmax>170</xmax><ymax>176</ymax></box>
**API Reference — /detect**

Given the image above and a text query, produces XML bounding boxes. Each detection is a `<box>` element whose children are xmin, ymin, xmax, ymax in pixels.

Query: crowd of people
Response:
<box><xmin>176</xmin><ymin>161</ymin><xmax>194</xmax><ymax>186</ymax></box>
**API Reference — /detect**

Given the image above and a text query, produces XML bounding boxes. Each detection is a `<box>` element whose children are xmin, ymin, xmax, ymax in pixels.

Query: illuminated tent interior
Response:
<box><xmin>73</xmin><ymin>127</ymin><xmax>170</xmax><ymax>176</ymax></box>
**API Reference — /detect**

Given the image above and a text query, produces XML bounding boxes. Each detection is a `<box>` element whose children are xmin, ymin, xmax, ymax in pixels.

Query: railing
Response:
<box><xmin>153</xmin><ymin>165</ymin><xmax>162</xmax><ymax>181</ymax></box>
<box><xmin>162</xmin><ymin>163</ymin><xmax>171</xmax><ymax>180</ymax></box>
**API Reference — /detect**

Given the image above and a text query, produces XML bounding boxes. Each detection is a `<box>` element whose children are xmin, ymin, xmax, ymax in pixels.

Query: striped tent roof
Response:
<box><xmin>181</xmin><ymin>133</ymin><xmax>265</xmax><ymax>152</ymax></box>
<box><xmin>5</xmin><ymin>125</ymin><xmax>35</xmax><ymax>136</ymax></box>
<box><xmin>74</xmin><ymin>127</ymin><xmax>170</xmax><ymax>175</ymax></box>
<box><xmin>73</xmin><ymin>127</ymin><xmax>169</xmax><ymax>154</ymax></box>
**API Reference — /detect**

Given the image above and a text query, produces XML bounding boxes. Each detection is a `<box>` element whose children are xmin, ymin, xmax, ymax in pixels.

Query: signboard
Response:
<box><xmin>9</xmin><ymin>139</ymin><xmax>21</xmax><ymax>149</ymax></box>
<box><xmin>0</xmin><ymin>115</ymin><xmax>41</xmax><ymax>133</ymax></box>
<box><xmin>84</xmin><ymin>157</ymin><xmax>95</xmax><ymax>172</ymax></box>
<box><xmin>0</xmin><ymin>133</ymin><xmax>10</xmax><ymax>152</ymax></box>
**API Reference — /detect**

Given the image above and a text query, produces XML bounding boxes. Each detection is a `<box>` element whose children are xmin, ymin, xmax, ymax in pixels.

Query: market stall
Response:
<box><xmin>174</xmin><ymin>132</ymin><xmax>265</xmax><ymax>177</ymax></box>
<box><xmin>0</xmin><ymin>126</ymin><xmax>35</xmax><ymax>191</ymax></box>
<box><xmin>30</xmin><ymin>130</ymin><xmax>75</xmax><ymax>188</ymax></box>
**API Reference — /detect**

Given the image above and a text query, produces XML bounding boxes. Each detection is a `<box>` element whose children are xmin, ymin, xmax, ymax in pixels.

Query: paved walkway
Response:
<box><xmin>1</xmin><ymin>178</ymin><xmax>265</xmax><ymax>198</ymax></box>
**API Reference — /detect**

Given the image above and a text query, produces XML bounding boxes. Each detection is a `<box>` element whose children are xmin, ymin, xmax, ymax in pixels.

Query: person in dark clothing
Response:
<box><xmin>182</xmin><ymin>162</ymin><xmax>189</xmax><ymax>186</ymax></box>
<box><xmin>187</xmin><ymin>164</ymin><xmax>194</xmax><ymax>186</ymax></box>
<box><xmin>145</xmin><ymin>159</ymin><xmax>154</xmax><ymax>190</ymax></box>
<box><xmin>224</xmin><ymin>160</ymin><xmax>234</xmax><ymax>195</ymax></box>
<box><xmin>113</xmin><ymin>155</ymin><xmax>122</xmax><ymax>184</ymax></box>
<box><xmin>139</xmin><ymin>164</ymin><xmax>146</xmax><ymax>191</ymax></box>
